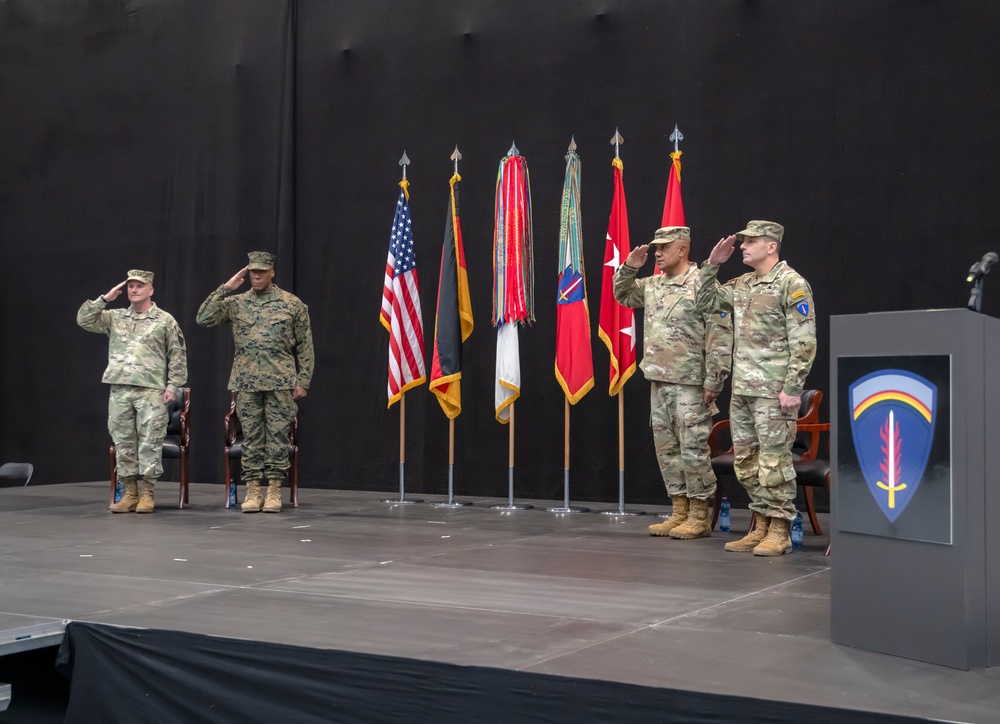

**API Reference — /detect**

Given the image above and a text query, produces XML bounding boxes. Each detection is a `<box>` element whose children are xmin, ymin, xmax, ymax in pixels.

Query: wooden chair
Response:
<box><xmin>708</xmin><ymin>390</ymin><xmax>824</xmax><ymax>531</ymax></box>
<box><xmin>109</xmin><ymin>387</ymin><xmax>191</xmax><ymax>508</ymax></box>
<box><xmin>223</xmin><ymin>392</ymin><xmax>299</xmax><ymax>509</ymax></box>
<box><xmin>792</xmin><ymin>421</ymin><xmax>831</xmax><ymax>556</ymax></box>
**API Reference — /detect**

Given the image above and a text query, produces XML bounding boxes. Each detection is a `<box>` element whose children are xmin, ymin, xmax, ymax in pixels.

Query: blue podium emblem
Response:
<box><xmin>848</xmin><ymin>370</ymin><xmax>937</xmax><ymax>522</ymax></box>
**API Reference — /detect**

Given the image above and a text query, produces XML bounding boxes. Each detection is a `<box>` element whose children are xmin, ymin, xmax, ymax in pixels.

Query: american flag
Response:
<box><xmin>380</xmin><ymin>185</ymin><xmax>426</xmax><ymax>406</ymax></box>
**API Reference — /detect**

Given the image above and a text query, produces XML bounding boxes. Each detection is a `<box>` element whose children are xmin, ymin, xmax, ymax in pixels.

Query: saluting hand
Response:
<box><xmin>102</xmin><ymin>280</ymin><xmax>128</xmax><ymax>303</ymax></box>
<box><xmin>224</xmin><ymin>266</ymin><xmax>249</xmax><ymax>291</ymax></box>
<box><xmin>625</xmin><ymin>244</ymin><xmax>649</xmax><ymax>269</ymax></box>
<box><xmin>707</xmin><ymin>235</ymin><xmax>738</xmax><ymax>265</ymax></box>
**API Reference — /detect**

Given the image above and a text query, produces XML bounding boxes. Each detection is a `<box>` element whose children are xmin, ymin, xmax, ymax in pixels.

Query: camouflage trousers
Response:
<box><xmin>108</xmin><ymin>384</ymin><xmax>167</xmax><ymax>480</ymax></box>
<box><xmin>236</xmin><ymin>390</ymin><xmax>297</xmax><ymax>483</ymax></box>
<box><xmin>730</xmin><ymin>394</ymin><xmax>797</xmax><ymax>521</ymax></box>
<box><xmin>650</xmin><ymin>382</ymin><xmax>716</xmax><ymax>499</ymax></box>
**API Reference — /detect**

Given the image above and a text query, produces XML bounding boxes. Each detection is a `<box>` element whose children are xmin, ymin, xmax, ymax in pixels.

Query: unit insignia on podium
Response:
<box><xmin>848</xmin><ymin>369</ymin><xmax>938</xmax><ymax>522</ymax></box>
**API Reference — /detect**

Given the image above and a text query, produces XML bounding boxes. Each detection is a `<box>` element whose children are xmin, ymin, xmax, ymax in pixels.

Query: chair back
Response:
<box><xmin>792</xmin><ymin>390</ymin><xmax>823</xmax><ymax>456</ymax></box>
<box><xmin>166</xmin><ymin>388</ymin><xmax>190</xmax><ymax>437</ymax></box>
<box><xmin>0</xmin><ymin>462</ymin><xmax>34</xmax><ymax>486</ymax></box>
<box><xmin>224</xmin><ymin>392</ymin><xmax>243</xmax><ymax>447</ymax></box>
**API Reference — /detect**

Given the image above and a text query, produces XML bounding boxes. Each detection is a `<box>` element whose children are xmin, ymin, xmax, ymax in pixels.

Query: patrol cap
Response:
<box><xmin>649</xmin><ymin>226</ymin><xmax>691</xmax><ymax>245</ymax></box>
<box><xmin>126</xmin><ymin>270</ymin><xmax>154</xmax><ymax>284</ymax></box>
<box><xmin>247</xmin><ymin>251</ymin><xmax>276</xmax><ymax>270</ymax></box>
<box><xmin>735</xmin><ymin>220</ymin><xmax>784</xmax><ymax>243</ymax></box>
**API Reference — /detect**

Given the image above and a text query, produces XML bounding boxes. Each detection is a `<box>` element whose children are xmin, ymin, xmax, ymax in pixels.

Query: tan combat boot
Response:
<box><xmin>724</xmin><ymin>513</ymin><xmax>768</xmax><ymax>552</ymax></box>
<box><xmin>136</xmin><ymin>478</ymin><xmax>156</xmax><ymax>513</ymax></box>
<box><xmin>753</xmin><ymin>517</ymin><xmax>793</xmax><ymax>556</ymax></box>
<box><xmin>648</xmin><ymin>495</ymin><xmax>689</xmax><ymax>536</ymax></box>
<box><xmin>262</xmin><ymin>480</ymin><xmax>282</xmax><ymax>513</ymax></box>
<box><xmin>241</xmin><ymin>480</ymin><xmax>263</xmax><ymax>513</ymax></box>
<box><xmin>110</xmin><ymin>477</ymin><xmax>139</xmax><ymax>513</ymax></box>
<box><xmin>669</xmin><ymin>498</ymin><xmax>712</xmax><ymax>539</ymax></box>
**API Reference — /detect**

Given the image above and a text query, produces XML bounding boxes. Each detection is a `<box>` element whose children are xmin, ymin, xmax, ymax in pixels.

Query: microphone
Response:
<box><xmin>967</xmin><ymin>252</ymin><xmax>998</xmax><ymax>282</ymax></box>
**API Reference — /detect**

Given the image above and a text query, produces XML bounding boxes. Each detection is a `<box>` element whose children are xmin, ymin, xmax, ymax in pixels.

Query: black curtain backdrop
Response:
<box><xmin>2</xmin><ymin>1</ymin><xmax>999</xmax><ymax>504</ymax></box>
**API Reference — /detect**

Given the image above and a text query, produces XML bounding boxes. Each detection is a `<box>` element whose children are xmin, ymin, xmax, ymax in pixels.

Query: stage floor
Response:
<box><xmin>1</xmin><ymin>482</ymin><xmax>998</xmax><ymax>722</ymax></box>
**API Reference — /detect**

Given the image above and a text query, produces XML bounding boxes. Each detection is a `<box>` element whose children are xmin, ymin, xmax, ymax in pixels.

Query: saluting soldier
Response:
<box><xmin>77</xmin><ymin>270</ymin><xmax>188</xmax><ymax>513</ymax></box>
<box><xmin>614</xmin><ymin>226</ymin><xmax>732</xmax><ymax>540</ymax></box>
<box><xmin>700</xmin><ymin>221</ymin><xmax>817</xmax><ymax>555</ymax></box>
<box><xmin>197</xmin><ymin>252</ymin><xmax>314</xmax><ymax>513</ymax></box>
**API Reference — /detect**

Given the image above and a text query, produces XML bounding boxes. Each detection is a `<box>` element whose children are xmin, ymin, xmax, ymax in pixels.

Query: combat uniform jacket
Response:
<box><xmin>613</xmin><ymin>262</ymin><xmax>732</xmax><ymax>391</ymax></box>
<box><xmin>76</xmin><ymin>300</ymin><xmax>187</xmax><ymax>394</ymax></box>
<box><xmin>698</xmin><ymin>260</ymin><xmax>816</xmax><ymax>398</ymax></box>
<box><xmin>196</xmin><ymin>284</ymin><xmax>314</xmax><ymax>392</ymax></box>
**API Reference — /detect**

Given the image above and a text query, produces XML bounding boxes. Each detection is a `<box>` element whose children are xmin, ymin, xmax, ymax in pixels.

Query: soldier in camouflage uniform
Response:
<box><xmin>700</xmin><ymin>221</ymin><xmax>817</xmax><ymax>556</ymax></box>
<box><xmin>614</xmin><ymin>226</ymin><xmax>732</xmax><ymax>540</ymax></box>
<box><xmin>197</xmin><ymin>252</ymin><xmax>314</xmax><ymax>513</ymax></box>
<box><xmin>77</xmin><ymin>270</ymin><xmax>188</xmax><ymax>513</ymax></box>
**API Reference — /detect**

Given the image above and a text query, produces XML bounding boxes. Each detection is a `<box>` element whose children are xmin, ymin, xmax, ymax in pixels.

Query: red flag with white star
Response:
<box><xmin>598</xmin><ymin>158</ymin><xmax>636</xmax><ymax>396</ymax></box>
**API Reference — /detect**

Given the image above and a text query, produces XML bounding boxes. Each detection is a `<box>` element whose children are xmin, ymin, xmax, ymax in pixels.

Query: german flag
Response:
<box><xmin>429</xmin><ymin>173</ymin><xmax>474</xmax><ymax>418</ymax></box>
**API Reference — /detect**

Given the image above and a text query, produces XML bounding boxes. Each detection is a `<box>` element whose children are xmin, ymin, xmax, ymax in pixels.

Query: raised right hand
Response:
<box><xmin>224</xmin><ymin>266</ymin><xmax>249</xmax><ymax>291</ymax></box>
<box><xmin>625</xmin><ymin>244</ymin><xmax>649</xmax><ymax>269</ymax></box>
<box><xmin>102</xmin><ymin>280</ymin><xmax>127</xmax><ymax>302</ymax></box>
<box><xmin>707</xmin><ymin>235</ymin><xmax>738</xmax><ymax>265</ymax></box>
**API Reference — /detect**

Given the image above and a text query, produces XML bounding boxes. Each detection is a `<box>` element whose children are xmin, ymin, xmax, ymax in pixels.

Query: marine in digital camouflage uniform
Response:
<box><xmin>614</xmin><ymin>226</ymin><xmax>732</xmax><ymax>540</ymax></box>
<box><xmin>77</xmin><ymin>270</ymin><xmax>188</xmax><ymax>514</ymax></box>
<box><xmin>700</xmin><ymin>220</ymin><xmax>817</xmax><ymax>556</ymax></box>
<box><xmin>197</xmin><ymin>252</ymin><xmax>314</xmax><ymax>513</ymax></box>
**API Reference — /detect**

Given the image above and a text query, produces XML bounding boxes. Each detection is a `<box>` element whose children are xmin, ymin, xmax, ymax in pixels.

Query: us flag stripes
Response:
<box><xmin>380</xmin><ymin>180</ymin><xmax>426</xmax><ymax>406</ymax></box>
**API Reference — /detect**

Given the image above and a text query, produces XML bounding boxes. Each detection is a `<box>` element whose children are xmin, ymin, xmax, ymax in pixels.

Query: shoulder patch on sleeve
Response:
<box><xmin>791</xmin><ymin>290</ymin><xmax>805</xmax><ymax>300</ymax></box>
<box><xmin>793</xmin><ymin>299</ymin><xmax>813</xmax><ymax>319</ymax></box>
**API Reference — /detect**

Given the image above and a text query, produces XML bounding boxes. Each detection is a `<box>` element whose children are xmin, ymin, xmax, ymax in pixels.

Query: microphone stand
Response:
<box><xmin>968</xmin><ymin>276</ymin><xmax>984</xmax><ymax>313</ymax></box>
<box><xmin>967</xmin><ymin>252</ymin><xmax>998</xmax><ymax>313</ymax></box>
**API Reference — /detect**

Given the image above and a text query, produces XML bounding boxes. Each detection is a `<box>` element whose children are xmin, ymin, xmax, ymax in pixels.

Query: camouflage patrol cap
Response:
<box><xmin>126</xmin><ymin>270</ymin><xmax>153</xmax><ymax>284</ymax></box>
<box><xmin>649</xmin><ymin>226</ymin><xmax>691</xmax><ymax>245</ymax></box>
<box><xmin>247</xmin><ymin>251</ymin><xmax>276</xmax><ymax>270</ymax></box>
<box><xmin>735</xmin><ymin>220</ymin><xmax>784</xmax><ymax>243</ymax></box>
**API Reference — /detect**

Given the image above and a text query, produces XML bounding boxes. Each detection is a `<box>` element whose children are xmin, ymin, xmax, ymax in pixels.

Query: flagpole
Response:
<box><xmin>548</xmin><ymin>136</ymin><xmax>590</xmax><ymax>515</ymax></box>
<box><xmin>547</xmin><ymin>396</ymin><xmax>589</xmax><ymax>513</ymax></box>
<box><xmin>384</xmin><ymin>392</ymin><xmax>422</xmax><ymax>505</ymax></box>
<box><xmin>491</xmin><ymin>142</ymin><xmax>533</xmax><ymax>513</ymax></box>
<box><xmin>599</xmin><ymin>390</ymin><xmax>642</xmax><ymax>516</ymax></box>
<box><xmin>652</xmin><ymin>126</ymin><xmax>686</xmax><ymax>519</ymax></box>
<box><xmin>383</xmin><ymin>150</ymin><xmax>423</xmax><ymax>506</ymax></box>
<box><xmin>509</xmin><ymin>402</ymin><xmax>515</xmax><ymax>505</ymax></box>
<box><xmin>619</xmin><ymin>391</ymin><xmax>625</xmax><ymax>508</ymax></box>
<box><xmin>600</xmin><ymin>130</ymin><xmax>643</xmax><ymax>517</ymax></box>
<box><xmin>449</xmin><ymin>418</ymin><xmax>456</xmax><ymax>501</ymax></box>
<box><xmin>432</xmin><ymin>416</ymin><xmax>471</xmax><ymax>508</ymax></box>
<box><xmin>490</xmin><ymin>400</ymin><xmax>533</xmax><ymax>510</ymax></box>
<box><xmin>430</xmin><ymin>146</ymin><xmax>472</xmax><ymax>509</ymax></box>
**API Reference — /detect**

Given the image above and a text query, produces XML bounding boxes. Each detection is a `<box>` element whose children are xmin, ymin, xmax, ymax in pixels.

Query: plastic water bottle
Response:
<box><xmin>228</xmin><ymin>481</ymin><xmax>237</xmax><ymax>509</ymax></box>
<box><xmin>114</xmin><ymin>478</ymin><xmax>122</xmax><ymax>503</ymax></box>
<box><xmin>791</xmin><ymin>511</ymin><xmax>804</xmax><ymax>548</ymax></box>
<box><xmin>719</xmin><ymin>497</ymin><xmax>731</xmax><ymax>532</ymax></box>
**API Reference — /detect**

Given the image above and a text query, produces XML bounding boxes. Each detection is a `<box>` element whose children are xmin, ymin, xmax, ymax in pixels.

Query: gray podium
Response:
<box><xmin>831</xmin><ymin>308</ymin><xmax>1000</xmax><ymax>669</ymax></box>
